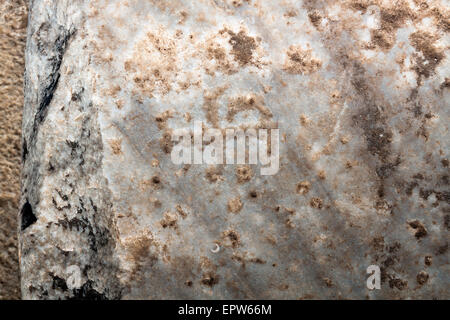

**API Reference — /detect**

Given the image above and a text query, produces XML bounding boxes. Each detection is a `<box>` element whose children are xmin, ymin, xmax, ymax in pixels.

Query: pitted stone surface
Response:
<box><xmin>21</xmin><ymin>0</ymin><xmax>449</xmax><ymax>299</ymax></box>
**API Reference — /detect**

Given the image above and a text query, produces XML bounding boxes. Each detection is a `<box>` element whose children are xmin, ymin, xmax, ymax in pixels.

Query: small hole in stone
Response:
<box><xmin>152</xmin><ymin>176</ymin><xmax>161</xmax><ymax>184</ymax></box>
<box><xmin>21</xmin><ymin>201</ymin><xmax>37</xmax><ymax>231</ymax></box>
<box><xmin>249</xmin><ymin>190</ymin><xmax>257</xmax><ymax>198</ymax></box>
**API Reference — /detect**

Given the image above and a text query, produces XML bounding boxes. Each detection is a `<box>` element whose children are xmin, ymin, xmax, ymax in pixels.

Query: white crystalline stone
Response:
<box><xmin>21</xmin><ymin>0</ymin><xmax>449</xmax><ymax>299</ymax></box>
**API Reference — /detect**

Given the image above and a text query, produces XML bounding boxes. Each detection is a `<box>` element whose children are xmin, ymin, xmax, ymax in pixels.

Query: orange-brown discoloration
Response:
<box><xmin>236</xmin><ymin>165</ymin><xmax>253</xmax><ymax>183</ymax></box>
<box><xmin>310</xmin><ymin>197</ymin><xmax>324</xmax><ymax>209</ymax></box>
<box><xmin>205</xmin><ymin>166</ymin><xmax>224</xmax><ymax>183</ymax></box>
<box><xmin>109</xmin><ymin>139</ymin><xmax>123</xmax><ymax>155</ymax></box>
<box><xmin>160</xmin><ymin>211</ymin><xmax>178</xmax><ymax>229</ymax></box>
<box><xmin>125</xmin><ymin>30</ymin><xmax>178</xmax><ymax>97</ymax></box>
<box><xmin>222</xmin><ymin>229</ymin><xmax>241</xmax><ymax>248</ymax></box>
<box><xmin>227</xmin><ymin>94</ymin><xmax>272</xmax><ymax>122</ymax></box>
<box><xmin>283</xmin><ymin>45</ymin><xmax>322</xmax><ymax>75</ymax></box>
<box><xmin>227</xmin><ymin>197</ymin><xmax>243</xmax><ymax>213</ymax></box>
<box><xmin>296</xmin><ymin>181</ymin><xmax>311</xmax><ymax>195</ymax></box>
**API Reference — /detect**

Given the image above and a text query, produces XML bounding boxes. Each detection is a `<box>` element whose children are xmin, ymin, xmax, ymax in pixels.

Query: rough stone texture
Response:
<box><xmin>21</xmin><ymin>0</ymin><xmax>448</xmax><ymax>299</ymax></box>
<box><xmin>0</xmin><ymin>0</ymin><xmax>27</xmax><ymax>300</ymax></box>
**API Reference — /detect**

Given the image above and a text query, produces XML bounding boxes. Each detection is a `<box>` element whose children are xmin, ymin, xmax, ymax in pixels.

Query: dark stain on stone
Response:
<box><xmin>388</xmin><ymin>242</ymin><xmax>401</xmax><ymax>254</ymax></box>
<box><xmin>223</xmin><ymin>230</ymin><xmax>241</xmax><ymax>248</ymax></box>
<box><xmin>21</xmin><ymin>201</ymin><xmax>37</xmax><ymax>231</ymax></box>
<box><xmin>52</xmin><ymin>196</ymin><xmax>71</xmax><ymax>211</ymax></box>
<box><xmin>412</xmin><ymin>103</ymin><xmax>422</xmax><ymax>118</ymax></box>
<box><xmin>160</xmin><ymin>131</ymin><xmax>173</xmax><ymax>154</ymax></box>
<box><xmin>413</xmin><ymin>173</ymin><xmax>424</xmax><ymax>180</ymax></box>
<box><xmin>419</xmin><ymin>188</ymin><xmax>432</xmax><ymax>200</ymax></box>
<box><xmin>22</xmin><ymin>139</ymin><xmax>28</xmax><ymax>162</ymax></box>
<box><xmin>371</xmin><ymin>7</ymin><xmax>412</xmax><ymax>50</ymax></box>
<box><xmin>51</xmin><ymin>274</ymin><xmax>68</xmax><ymax>291</ymax></box>
<box><xmin>440</xmin><ymin>78</ymin><xmax>450</xmax><ymax>91</ymax></box>
<box><xmin>424</xmin><ymin>255</ymin><xmax>432</xmax><ymax>266</ymax></box>
<box><xmin>70</xmin><ymin>280</ymin><xmax>108</xmax><ymax>300</ymax></box>
<box><xmin>56</xmin><ymin>216</ymin><xmax>109</xmax><ymax>253</ymax></box>
<box><xmin>377</xmin><ymin>241</ymin><xmax>402</xmax><ymax>284</ymax></box>
<box><xmin>308</xmin><ymin>11</ymin><xmax>322</xmax><ymax>28</ymax></box>
<box><xmin>205</xmin><ymin>166</ymin><xmax>223</xmax><ymax>183</ymax></box>
<box><xmin>429</xmin><ymin>7</ymin><xmax>450</xmax><ymax>32</ymax></box>
<box><xmin>349</xmin><ymin>1</ymin><xmax>368</xmax><ymax>12</ymax></box>
<box><xmin>310</xmin><ymin>197</ymin><xmax>323</xmax><ymax>209</ymax></box>
<box><xmin>372</xmin><ymin>236</ymin><xmax>385</xmax><ymax>251</ymax></box>
<box><xmin>152</xmin><ymin>175</ymin><xmax>161</xmax><ymax>186</ymax></box>
<box><xmin>224</xmin><ymin>29</ymin><xmax>256</xmax><ymax>66</ymax></box>
<box><xmin>416</xmin><ymin>271</ymin><xmax>429</xmax><ymax>285</ymax></box>
<box><xmin>435</xmin><ymin>191</ymin><xmax>450</xmax><ymax>204</ymax></box>
<box><xmin>350</xmin><ymin>63</ymin><xmax>394</xmax><ymax>164</ymax></box>
<box><xmin>66</xmin><ymin>139</ymin><xmax>80</xmax><ymax>153</ymax></box>
<box><xmin>436</xmin><ymin>243</ymin><xmax>448</xmax><ymax>255</ymax></box>
<box><xmin>409</xmin><ymin>31</ymin><xmax>444</xmax><ymax>84</ymax></box>
<box><xmin>201</xmin><ymin>272</ymin><xmax>219</xmax><ymax>287</ymax></box>
<box><xmin>405</xmin><ymin>181</ymin><xmax>419</xmax><ymax>196</ymax></box>
<box><xmin>376</xmin><ymin>157</ymin><xmax>400</xmax><ymax>179</ymax></box>
<box><xmin>408</xmin><ymin>220</ymin><xmax>428</xmax><ymax>239</ymax></box>
<box><xmin>249</xmin><ymin>190</ymin><xmax>258</xmax><ymax>198</ymax></box>
<box><xmin>353</xmin><ymin>108</ymin><xmax>392</xmax><ymax>160</ymax></box>
<box><xmin>388</xmin><ymin>277</ymin><xmax>408</xmax><ymax>290</ymax></box>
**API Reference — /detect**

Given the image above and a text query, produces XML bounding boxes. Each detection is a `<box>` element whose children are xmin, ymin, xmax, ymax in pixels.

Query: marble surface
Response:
<box><xmin>21</xmin><ymin>0</ymin><xmax>449</xmax><ymax>299</ymax></box>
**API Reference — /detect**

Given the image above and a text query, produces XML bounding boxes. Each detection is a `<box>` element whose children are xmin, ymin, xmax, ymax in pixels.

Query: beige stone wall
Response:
<box><xmin>0</xmin><ymin>0</ymin><xmax>27</xmax><ymax>300</ymax></box>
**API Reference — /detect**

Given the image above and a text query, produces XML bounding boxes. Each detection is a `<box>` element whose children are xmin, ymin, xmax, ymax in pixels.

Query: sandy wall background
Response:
<box><xmin>0</xmin><ymin>0</ymin><xmax>27</xmax><ymax>299</ymax></box>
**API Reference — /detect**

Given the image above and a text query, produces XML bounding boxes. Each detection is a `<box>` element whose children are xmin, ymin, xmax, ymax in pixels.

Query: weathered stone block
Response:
<box><xmin>21</xmin><ymin>0</ymin><xmax>449</xmax><ymax>299</ymax></box>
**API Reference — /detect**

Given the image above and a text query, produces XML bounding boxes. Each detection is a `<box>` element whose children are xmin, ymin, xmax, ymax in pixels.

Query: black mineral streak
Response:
<box><xmin>30</xmin><ymin>26</ymin><xmax>75</xmax><ymax>144</ymax></box>
<box><xmin>21</xmin><ymin>201</ymin><xmax>37</xmax><ymax>231</ymax></box>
